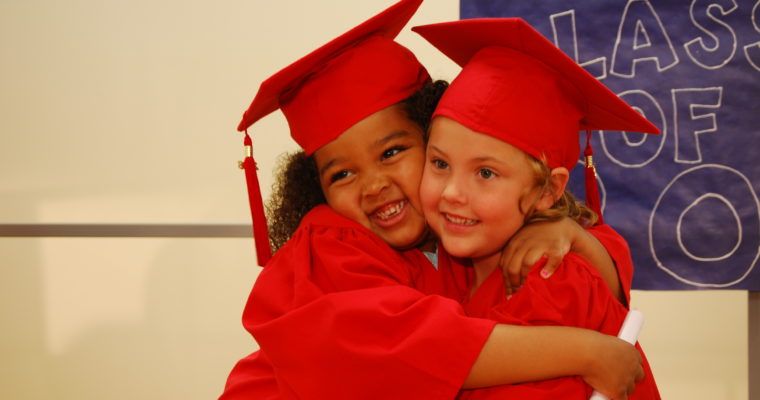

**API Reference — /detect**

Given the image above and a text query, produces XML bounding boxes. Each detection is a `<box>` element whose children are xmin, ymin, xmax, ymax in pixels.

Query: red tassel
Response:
<box><xmin>241</xmin><ymin>132</ymin><xmax>272</xmax><ymax>266</ymax></box>
<box><xmin>584</xmin><ymin>130</ymin><xmax>604</xmax><ymax>225</ymax></box>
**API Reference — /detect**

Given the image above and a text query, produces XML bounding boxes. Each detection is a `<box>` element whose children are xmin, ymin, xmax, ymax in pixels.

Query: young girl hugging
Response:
<box><xmin>221</xmin><ymin>1</ymin><xmax>645</xmax><ymax>399</ymax></box>
<box><xmin>415</xmin><ymin>18</ymin><xmax>661</xmax><ymax>399</ymax></box>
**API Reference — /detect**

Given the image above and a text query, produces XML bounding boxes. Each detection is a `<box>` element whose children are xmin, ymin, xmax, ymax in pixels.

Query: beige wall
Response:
<box><xmin>0</xmin><ymin>0</ymin><xmax>749</xmax><ymax>398</ymax></box>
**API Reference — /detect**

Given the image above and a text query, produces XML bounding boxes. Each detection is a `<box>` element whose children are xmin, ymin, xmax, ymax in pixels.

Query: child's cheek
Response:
<box><xmin>418</xmin><ymin>170</ymin><xmax>440</xmax><ymax>222</ymax></box>
<box><xmin>403</xmin><ymin>151</ymin><xmax>427</xmax><ymax>190</ymax></box>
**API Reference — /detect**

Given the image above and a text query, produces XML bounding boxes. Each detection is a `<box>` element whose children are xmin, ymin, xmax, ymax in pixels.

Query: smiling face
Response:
<box><xmin>313</xmin><ymin>104</ymin><xmax>429</xmax><ymax>250</ymax></box>
<box><xmin>420</xmin><ymin>116</ymin><xmax>543</xmax><ymax>261</ymax></box>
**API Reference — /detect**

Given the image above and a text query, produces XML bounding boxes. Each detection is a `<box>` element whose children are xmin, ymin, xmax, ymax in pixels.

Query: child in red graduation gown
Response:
<box><xmin>415</xmin><ymin>18</ymin><xmax>662</xmax><ymax>399</ymax></box>
<box><xmin>221</xmin><ymin>1</ymin><xmax>646</xmax><ymax>399</ymax></box>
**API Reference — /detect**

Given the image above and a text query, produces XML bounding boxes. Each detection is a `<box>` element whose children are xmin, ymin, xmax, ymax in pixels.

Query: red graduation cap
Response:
<box><xmin>237</xmin><ymin>0</ymin><xmax>430</xmax><ymax>266</ymax></box>
<box><xmin>413</xmin><ymin>18</ymin><xmax>659</xmax><ymax>222</ymax></box>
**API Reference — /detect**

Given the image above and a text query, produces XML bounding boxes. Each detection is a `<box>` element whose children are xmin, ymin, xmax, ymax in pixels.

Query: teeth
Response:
<box><xmin>444</xmin><ymin>213</ymin><xmax>478</xmax><ymax>225</ymax></box>
<box><xmin>375</xmin><ymin>201</ymin><xmax>405</xmax><ymax>220</ymax></box>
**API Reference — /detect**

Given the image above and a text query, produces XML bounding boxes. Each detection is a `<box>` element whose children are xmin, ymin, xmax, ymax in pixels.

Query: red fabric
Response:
<box><xmin>452</xmin><ymin>252</ymin><xmax>660</xmax><ymax>399</ymax></box>
<box><xmin>587</xmin><ymin>224</ymin><xmax>635</xmax><ymax>306</ymax></box>
<box><xmin>242</xmin><ymin>133</ymin><xmax>271</xmax><ymax>267</ymax></box>
<box><xmin>584</xmin><ymin>131</ymin><xmax>604</xmax><ymax>224</ymax></box>
<box><xmin>413</xmin><ymin>18</ymin><xmax>659</xmax><ymax>170</ymax></box>
<box><xmin>220</xmin><ymin>350</ymin><xmax>281</xmax><ymax>399</ymax></box>
<box><xmin>237</xmin><ymin>0</ymin><xmax>429</xmax><ymax>156</ymax></box>
<box><xmin>220</xmin><ymin>205</ymin><xmax>496</xmax><ymax>399</ymax></box>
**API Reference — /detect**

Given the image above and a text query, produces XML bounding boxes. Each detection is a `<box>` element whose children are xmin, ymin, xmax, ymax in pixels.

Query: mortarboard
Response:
<box><xmin>238</xmin><ymin>0</ymin><xmax>429</xmax><ymax>266</ymax></box>
<box><xmin>413</xmin><ymin>18</ymin><xmax>660</xmax><ymax>222</ymax></box>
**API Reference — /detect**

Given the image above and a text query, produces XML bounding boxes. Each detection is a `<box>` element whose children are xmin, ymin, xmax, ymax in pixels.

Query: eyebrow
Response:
<box><xmin>473</xmin><ymin>155</ymin><xmax>503</xmax><ymax>164</ymax></box>
<box><xmin>429</xmin><ymin>144</ymin><xmax>503</xmax><ymax>164</ymax></box>
<box><xmin>375</xmin><ymin>130</ymin><xmax>410</xmax><ymax>147</ymax></box>
<box><xmin>428</xmin><ymin>144</ymin><xmax>447</xmax><ymax>157</ymax></box>
<box><xmin>319</xmin><ymin>156</ymin><xmax>345</xmax><ymax>179</ymax></box>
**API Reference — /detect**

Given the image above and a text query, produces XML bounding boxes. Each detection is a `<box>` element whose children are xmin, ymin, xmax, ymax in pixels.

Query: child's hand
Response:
<box><xmin>498</xmin><ymin>218</ymin><xmax>577</xmax><ymax>296</ymax></box>
<box><xmin>583</xmin><ymin>334</ymin><xmax>644</xmax><ymax>399</ymax></box>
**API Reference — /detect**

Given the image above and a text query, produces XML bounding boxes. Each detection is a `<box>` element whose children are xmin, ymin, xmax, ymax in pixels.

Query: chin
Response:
<box><xmin>440</xmin><ymin>241</ymin><xmax>476</xmax><ymax>258</ymax></box>
<box><xmin>388</xmin><ymin>220</ymin><xmax>427</xmax><ymax>246</ymax></box>
<box><xmin>388</xmin><ymin>236</ymin><xmax>422</xmax><ymax>251</ymax></box>
<box><xmin>380</xmin><ymin>234</ymin><xmax>411</xmax><ymax>250</ymax></box>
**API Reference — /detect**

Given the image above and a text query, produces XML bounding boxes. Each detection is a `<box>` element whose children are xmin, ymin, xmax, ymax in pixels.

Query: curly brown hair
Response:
<box><xmin>265</xmin><ymin>80</ymin><xmax>449</xmax><ymax>253</ymax></box>
<box><xmin>265</xmin><ymin>151</ymin><xmax>325</xmax><ymax>252</ymax></box>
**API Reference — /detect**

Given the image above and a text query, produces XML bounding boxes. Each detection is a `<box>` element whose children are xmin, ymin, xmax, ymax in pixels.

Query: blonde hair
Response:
<box><xmin>521</xmin><ymin>154</ymin><xmax>598</xmax><ymax>227</ymax></box>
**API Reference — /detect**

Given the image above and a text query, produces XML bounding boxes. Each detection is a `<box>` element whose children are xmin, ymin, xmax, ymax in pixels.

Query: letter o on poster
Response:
<box><xmin>649</xmin><ymin>164</ymin><xmax>760</xmax><ymax>287</ymax></box>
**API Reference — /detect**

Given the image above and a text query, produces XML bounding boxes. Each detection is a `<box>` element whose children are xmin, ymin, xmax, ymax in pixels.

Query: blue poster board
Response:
<box><xmin>460</xmin><ymin>0</ymin><xmax>760</xmax><ymax>290</ymax></box>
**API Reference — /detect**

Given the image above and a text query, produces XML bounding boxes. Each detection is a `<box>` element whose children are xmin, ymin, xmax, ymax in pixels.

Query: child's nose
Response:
<box><xmin>362</xmin><ymin>173</ymin><xmax>391</xmax><ymax>197</ymax></box>
<box><xmin>441</xmin><ymin>177</ymin><xmax>466</xmax><ymax>204</ymax></box>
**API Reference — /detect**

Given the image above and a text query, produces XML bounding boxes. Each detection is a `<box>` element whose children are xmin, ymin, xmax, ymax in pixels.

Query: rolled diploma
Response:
<box><xmin>589</xmin><ymin>309</ymin><xmax>644</xmax><ymax>400</ymax></box>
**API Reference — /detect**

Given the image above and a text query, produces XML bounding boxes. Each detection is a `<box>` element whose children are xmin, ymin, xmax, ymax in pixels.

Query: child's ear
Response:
<box><xmin>535</xmin><ymin>167</ymin><xmax>570</xmax><ymax>211</ymax></box>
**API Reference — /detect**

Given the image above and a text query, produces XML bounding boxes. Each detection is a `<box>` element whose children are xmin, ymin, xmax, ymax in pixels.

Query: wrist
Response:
<box><xmin>578</xmin><ymin>330</ymin><xmax>604</xmax><ymax>377</ymax></box>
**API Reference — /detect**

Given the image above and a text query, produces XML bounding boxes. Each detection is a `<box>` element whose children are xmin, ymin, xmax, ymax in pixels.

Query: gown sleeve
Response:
<box><xmin>219</xmin><ymin>350</ymin><xmax>282</xmax><ymax>400</ymax></box>
<box><xmin>586</xmin><ymin>223</ymin><xmax>634</xmax><ymax>305</ymax></box>
<box><xmin>242</xmin><ymin>208</ymin><xmax>496</xmax><ymax>400</ymax></box>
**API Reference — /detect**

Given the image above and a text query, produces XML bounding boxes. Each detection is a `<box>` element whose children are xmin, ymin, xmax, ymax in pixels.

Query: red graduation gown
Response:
<box><xmin>220</xmin><ymin>205</ymin><xmax>496</xmax><ymax>399</ymax></box>
<box><xmin>431</xmin><ymin>223</ymin><xmax>636</xmax><ymax>307</ymax></box>
<box><xmin>587</xmin><ymin>223</ymin><xmax>634</xmax><ymax>306</ymax></box>
<box><xmin>221</xmin><ymin>350</ymin><xmax>280</xmax><ymax>399</ymax></box>
<box><xmin>453</xmin><ymin>251</ymin><xmax>660</xmax><ymax>400</ymax></box>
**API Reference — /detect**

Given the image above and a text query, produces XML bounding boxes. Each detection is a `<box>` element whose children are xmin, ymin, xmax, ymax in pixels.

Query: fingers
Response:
<box><xmin>503</xmin><ymin>275</ymin><xmax>513</xmax><ymax>299</ymax></box>
<box><xmin>507</xmin><ymin>250</ymin><xmax>537</xmax><ymax>292</ymax></box>
<box><xmin>508</xmin><ymin>264</ymin><xmax>523</xmax><ymax>292</ymax></box>
<box><xmin>499</xmin><ymin>246</ymin><xmax>518</xmax><ymax>297</ymax></box>
<box><xmin>612</xmin><ymin>365</ymin><xmax>640</xmax><ymax>400</ymax></box>
<box><xmin>539</xmin><ymin>254</ymin><xmax>559</xmax><ymax>278</ymax></box>
<box><xmin>635</xmin><ymin>364</ymin><xmax>644</xmax><ymax>382</ymax></box>
<box><xmin>500</xmin><ymin>222</ymin><xmax>574</xmax><ymax>294</ymax></box>
<box><xmin>616</xmin><ymin>378</ymin><xmax>635</xmax><ymax>400</ymax></box>
<box><xmin>620</xmin><ymin>353</ymin><xmax>643</xmax><ymax>399</ymax></box>
<box><xmin>499</xmin><ymin>245</ymin><xmax>524</xmax><ymax>292</ymax></box>
<box><xmin>501</xmin><ymin>250</ymin><xmax>554</xmax><ymax>298</ymax></box>
<box><xmin>520</xmin><ymin>247</ymin><xmax>543</xmax><ymax>268</ymax></box>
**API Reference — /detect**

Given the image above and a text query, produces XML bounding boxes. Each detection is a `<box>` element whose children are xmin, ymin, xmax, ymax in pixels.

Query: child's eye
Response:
<box><xmin>431</xmin><ymin>158</ymin><xmax>448</xmax><ymax>170</ymax></box>
<box><xmin>381</xmin><ymin>146</ymin><xmax>407</xmax><ymax>160</ymax></box>
<box><xmin>330</xmin><ymin>170</ymin><xmax>352</xmax><ymax>183</ymax></box>
<box><xmin>478</xmin><ymin>168</ymin><xmax>496</xmax><ymax>179</ymax></box>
